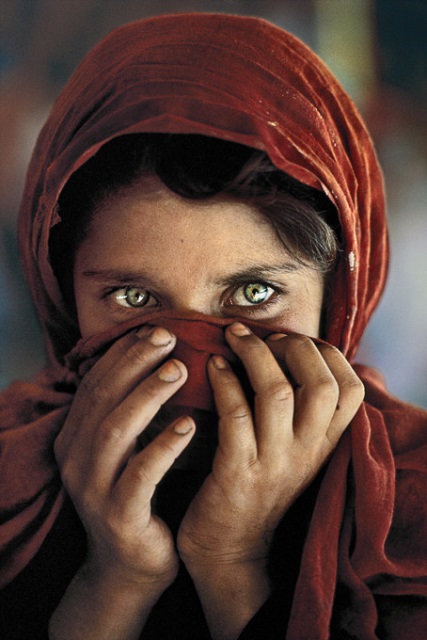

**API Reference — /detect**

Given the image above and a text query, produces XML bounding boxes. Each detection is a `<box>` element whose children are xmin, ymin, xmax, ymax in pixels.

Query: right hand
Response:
<box><xmin>54</xmin><ymin>325</ymin><xmax>195</xmax><ymax>589</ymax></box>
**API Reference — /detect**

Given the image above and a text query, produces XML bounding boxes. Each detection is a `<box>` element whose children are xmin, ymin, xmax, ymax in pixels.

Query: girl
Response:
<box><xmin>1</xmin><ymin>13</ymin><xmax>426</xmax><ymax>639</ymax></box>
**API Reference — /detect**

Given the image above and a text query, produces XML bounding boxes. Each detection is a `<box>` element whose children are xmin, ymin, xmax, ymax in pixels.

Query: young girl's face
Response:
<box><xmin>73</xmin><ymin>176</ymin><xmax>325</xmax><ymax>337</ymax></box>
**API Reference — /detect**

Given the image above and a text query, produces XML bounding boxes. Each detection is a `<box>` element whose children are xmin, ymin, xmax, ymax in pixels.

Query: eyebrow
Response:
<box><xmin>81</xmin><ymin>261</ymin><xmax>301</xmax><ymax>286</ymax></box>
<box><xmin>213</xmin><ymin>262</ymin><xmax>301</xmax><ymax>287</ymax></box>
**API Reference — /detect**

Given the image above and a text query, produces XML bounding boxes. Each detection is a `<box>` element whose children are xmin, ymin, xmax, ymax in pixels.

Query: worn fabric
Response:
<box><xmin>0</xmin><ymin>12</ymin><xmax>426</xmax><ymax>638</ymax></box>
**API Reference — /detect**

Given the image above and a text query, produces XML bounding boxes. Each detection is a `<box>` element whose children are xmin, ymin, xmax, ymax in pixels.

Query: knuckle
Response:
<box><xmin>223</xmin><ymin>403</ymin><xmax>251</xmax><ymax>425</ymax></box>
<box><xmin>318</xmin><ymin>343</ymin><xmax>342</xmax><ymax>361</ymax></box>
<box><xmin>127</xmin><ymin>459</ymin><xmax>156</xmax><ymax>487</ymax></box>
<box><xmin>340</xmin><ymin>375</ymin><xmax>365</xmax><ymax>404</ymax></box>
<box><xmin>78</xmin><ymin>372</ymin><xmax>109</xmax><ymax>405</ymax></box>
<box><xmin>58</xmin><ymin>458</ymin><xmax>80</xmax><ymax>497</ymax></box>
<box><xmin>78</xmin><ymin>486</ymin><xmax>98</xmax><ymax>514</ymax></box>
<box><xmin>287</xmin><ymin>334</ymin><xmax>313</xmax><ymax>349</ymax></box>
<box><xmin>78</xmin><ymin>370</ymin><xmax>97</xmax><ymax>395</ymax></box>
<box><xmin>92</xmin><ymin>384</ymin><xmax>112</xmax><ymax>406</ymax></box>
<box><xmin>96</xmin><ymin>415</ymin><xmax>128</xmax><ymax>446</ymax></box>
<box><xmin>285</xmin><ymin>334</ymin><xmax>316</xmax><ymax>358</ymax></box>
<box><xmin>318</xmin><ymin>341</ymin><xmax>339</xmax><ymax>353</ymax></box>
<box><xmin>318</xmin><ymin>342</ymin><xmax>350</xmax><ymax>368</ymax></box>
<box><xmin>264</xmin><ymin>379</ymin><xmax>293</xmax><ymax>404</ymax></box>
<box><xmin>57</xmin><ymin>457</ymin><xmax>72</xmax><ymax>485</ymax></box>
<box><xmin>313</xmin><ymin>376</ymin><xmax>339</xmax><ymax>403</ymax></box>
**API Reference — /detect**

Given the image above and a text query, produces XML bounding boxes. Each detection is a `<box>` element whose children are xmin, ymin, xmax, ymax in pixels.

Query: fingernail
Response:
<box><xmin>173</xmin><ymin>416</ymin><xmax>194</xmax><ymax>435</ymax></box>
<box><xmin>267</xmin><ymin>333</ymin><xmax>286</xmax><ymax>342</ymax></box>
<box><xmin>229</xmin><ymin>322</ymin><xmax>251</xmax><ymax>336</ymax></box>
<box><xmin>148</xmin><ymin>327</ymin><xmax>174</xmax><ymax>346</ymax></box>
<box><xmin>158</xmin><ymin>360</ymin><xmax>182</xmax><ymax>382</ymax></box>
<box><xmin>211</xmin><ymin>355</ymin><xmax>230</xmax><ymax>370</ymax></box>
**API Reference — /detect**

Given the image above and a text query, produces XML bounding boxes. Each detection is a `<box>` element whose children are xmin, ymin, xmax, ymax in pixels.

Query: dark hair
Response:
<box><xmin>50</xmin><ymin>133</ymin><xmax>340</xmax><ymax>308</ymax></box>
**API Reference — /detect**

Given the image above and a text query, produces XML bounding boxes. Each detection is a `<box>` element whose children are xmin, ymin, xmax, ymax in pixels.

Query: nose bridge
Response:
<box><xmin>159</xmin><ymin>262</ymin><xmax>218</xmax><ymax>316</ymax></box>
<box><xmin>165</xmin><ymin>282</ymin><xmax>217</xmax><ymax>316</ymax></box>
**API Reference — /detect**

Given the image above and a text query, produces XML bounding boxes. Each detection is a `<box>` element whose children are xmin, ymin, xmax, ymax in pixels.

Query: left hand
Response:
<box><xmin>177</xmin><ymin>322</ymin><xmax>364</xmax><ymax>568</ymax></box>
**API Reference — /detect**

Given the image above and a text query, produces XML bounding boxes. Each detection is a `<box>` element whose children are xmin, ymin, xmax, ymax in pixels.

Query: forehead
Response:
<box><xmin>88</xmin><ymin>175</ymin><xmax>276</xmax><ymax>243</ymax></box>
<box><xmin>76</xmin><ymin>176</ymin><xmax>303</xmax><ymax>282</ymax></box>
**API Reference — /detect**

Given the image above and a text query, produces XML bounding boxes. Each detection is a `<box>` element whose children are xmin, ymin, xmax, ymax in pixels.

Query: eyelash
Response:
<box><xmin>225</xmin><ymin>282</ymin><xmax>283</xmax><ymax>314</ymax></box>
<box><xmin>102</xmin><ymin>285</ymin><xmax>158</xmax><ymax>310</ymax></box>
<box><xmin>102</xmin><ymin>281</ymin><xmax>285</xmax><ymax>315</ymax></box>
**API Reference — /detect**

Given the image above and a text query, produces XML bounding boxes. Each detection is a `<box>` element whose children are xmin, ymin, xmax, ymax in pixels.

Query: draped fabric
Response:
<box><xmin>1</xmin><ymin>13</ymin><xmax>426</xmax><ymax>637</ymax></box>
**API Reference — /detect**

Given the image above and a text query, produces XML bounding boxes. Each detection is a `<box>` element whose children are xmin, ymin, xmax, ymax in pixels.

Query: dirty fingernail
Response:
<box><xmin>158</xmin><ymin>360</ymin><xmax>182</xmax><ymax>382</ymax></box>
<box><xmin>211</xmin><ymin>355</ymin><xmax>230</xmax><ymax>370</ymax></box>
<box><xmin>229</xmin><ymin>322</ymin><xmax>251</xmax><ymax>336</ymax></box>
<box><xmin>173</xmin><ymin>416</ymin><xmax>194</xmax><ymax>435</ymax></box>
<box><xmin>148</xmin><ymin>326</ymin><xmax>174</xmax><ymax>346</ymax></box>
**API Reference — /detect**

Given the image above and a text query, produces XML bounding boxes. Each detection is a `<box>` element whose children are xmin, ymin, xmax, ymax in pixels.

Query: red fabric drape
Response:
<box><xmin>1</xmin><ymin>13</ymin><xmax>425</xmax><ymax>637</ymax></box>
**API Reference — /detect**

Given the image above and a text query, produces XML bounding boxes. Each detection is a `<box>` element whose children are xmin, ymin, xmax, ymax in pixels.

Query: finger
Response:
<box><xmin>317</xmin><ymin>343</ymin><xmax>364</xmax><ymax>445</ymax></box>
<box><xmin>59</xmin><ymin>327</ymin><xmax>177</xmax><ymax>453</ymax></box>
<box><xmin>90</xmin><ymin>359</ymin><xmax>189</xmax><ymax>486</ymax></box>
<box><xmin>267</xmin><ymin>335</ymin><xmax>364</xmax><ymax>448</ymax></box>
<box><xmin>114</xmin><ymin>416</ymin><xmax>195</xmax><ymax>510</ymax></box>
<box><xmin>207</xmin><ymin>355</ymin><xmax>256</xmax><ymax>465</ymax></box>
<box><xmin>224</xmin><ymin>323</ymin><xmax>294</xmax><ymax>455</ymax></box>
<box><xmin>78</xmin><ymin>326</ymin><xmax>177</xmax><ymax>412</ymax></box>
<box><xmin>270</xmin><ymin>334</ymin><xmax>340</xmax><ymax>444</ymax></box>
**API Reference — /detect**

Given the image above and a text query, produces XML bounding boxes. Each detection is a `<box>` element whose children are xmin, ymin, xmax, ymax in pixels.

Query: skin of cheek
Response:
<box><xmin>268</xmin><ymin>276</ymin><xmax>324</xmax><ymax>338</ymax></box>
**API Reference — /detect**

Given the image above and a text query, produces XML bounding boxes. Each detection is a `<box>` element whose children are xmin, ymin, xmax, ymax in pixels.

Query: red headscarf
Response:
<box><xmin>1</xmin><ymin>13</ymin><xmax>426</xmax><ymax>637</ymax></box>
<box><xmin>19</xmin><ymin>13</ymin><xmax>387</xmax><ymax>364</ymax></box>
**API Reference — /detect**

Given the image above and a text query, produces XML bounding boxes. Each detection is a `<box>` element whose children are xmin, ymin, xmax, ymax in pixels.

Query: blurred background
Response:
<box><xmin>1</xmin><ymin>0</ymin><xmax>426</xmax><ymax>407</ymax></box>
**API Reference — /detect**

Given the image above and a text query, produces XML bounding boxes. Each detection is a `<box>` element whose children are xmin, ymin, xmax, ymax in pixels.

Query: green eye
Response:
<box><xmin>115</xmin><ymin>286</ymin><xmax>150</xmax><ymax>308</ymax></box>
<box><xmin>233</xmin><ymin>283</ymin><xmax>274</xmax><ymax>306</ymax></box>
<box><xmin>244</xmin><ymin>283</ymin><xmax>269</xmax><ymax>303</ymax></box>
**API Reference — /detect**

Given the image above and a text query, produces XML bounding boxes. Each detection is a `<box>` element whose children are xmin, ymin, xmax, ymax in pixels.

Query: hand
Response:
<box><xmin>178</xmin><ymin>322</ymin><xmax>364</xmax><ymax>567</ymax></box>
<box><xmin>176</xmin><ymin>323</ymin><xmax>364</xmax><ymax>639</ymax></box>
<box><xmin>54</xmin><ymin>326</ymin><xmax>195</xmax><ymax>589</ymax></box>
